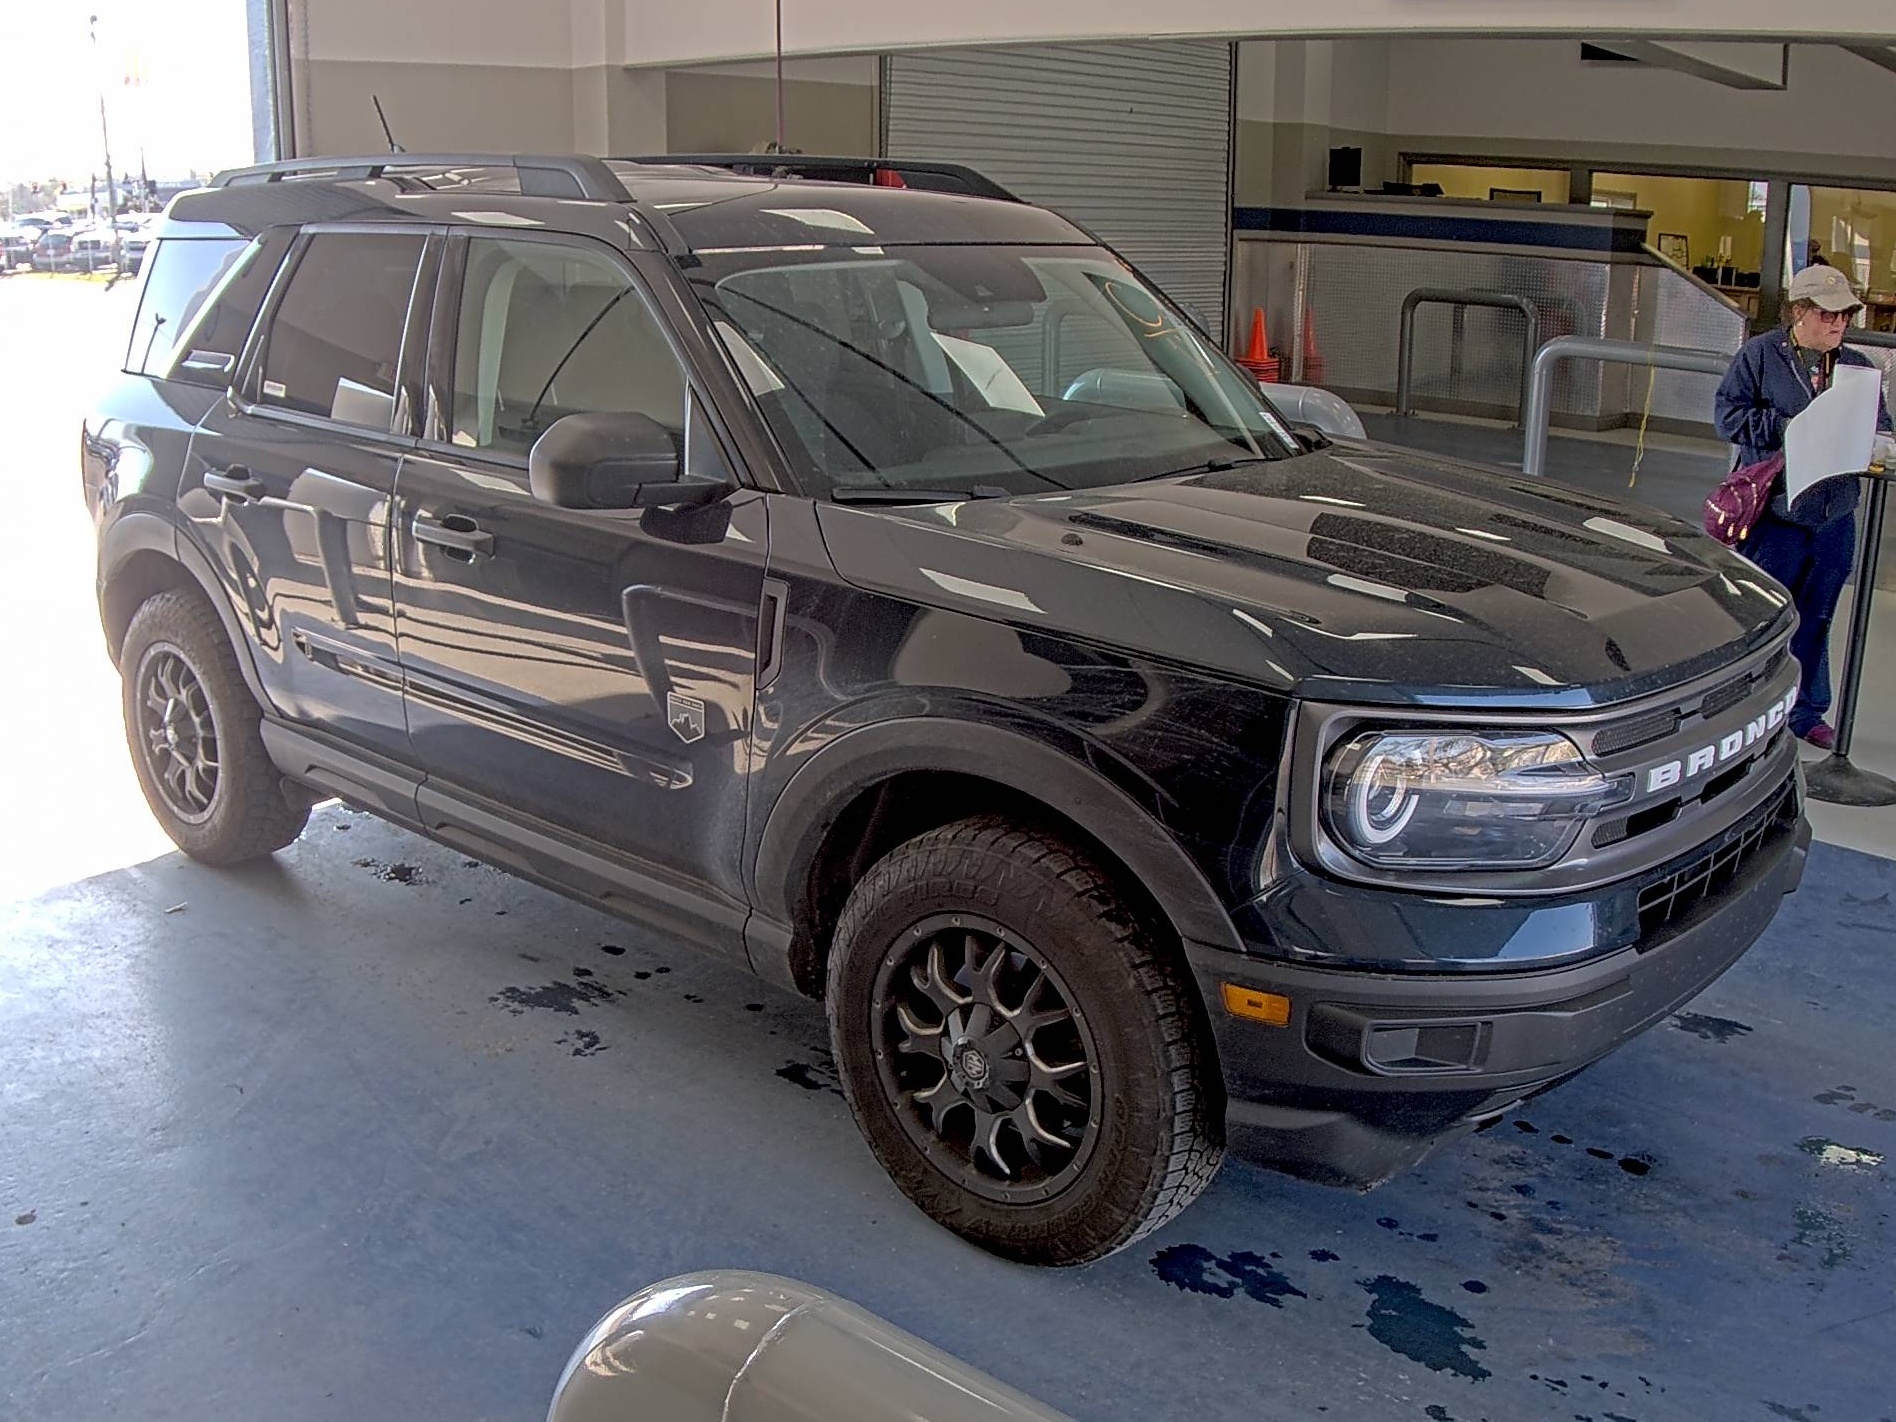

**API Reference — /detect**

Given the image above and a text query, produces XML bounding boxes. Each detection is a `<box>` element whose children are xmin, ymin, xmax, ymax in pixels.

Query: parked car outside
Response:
<box><xmin>0</xmin><ymin>226</ymin><xmax>36</xmax><ymax>270</ymax></box>
<box><xmin>80</xmin><ymin>154</ymin><xmax>1810</xmax><ymax>1265</ymax></box>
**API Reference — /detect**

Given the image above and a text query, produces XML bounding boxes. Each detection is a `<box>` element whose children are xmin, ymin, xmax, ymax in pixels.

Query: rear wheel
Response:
<box><xmin>827</xmin><ymin>816</ymin><xmax>1223</xmax><ymax>1265</ymax></box>
<box><xmin>120</xmin><ymin>590</ymin><xmax>308</xmax><ymax>864</ymax></box>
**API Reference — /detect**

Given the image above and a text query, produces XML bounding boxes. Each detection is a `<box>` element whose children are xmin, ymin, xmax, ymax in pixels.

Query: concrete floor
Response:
<box><xmin>3</xmin><ymin>277</ymin><xmax>1893</xmax><ymax>1421</ymax></box>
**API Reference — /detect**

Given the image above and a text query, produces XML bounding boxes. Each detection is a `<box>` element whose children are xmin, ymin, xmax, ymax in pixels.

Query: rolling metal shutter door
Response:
<box><xmin>882</xmin><ymin>43</ymin><xmax>1234</xmax><ymax>331</ymax></box>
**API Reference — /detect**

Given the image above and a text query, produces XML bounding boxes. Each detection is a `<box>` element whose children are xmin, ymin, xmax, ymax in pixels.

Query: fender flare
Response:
<box><xmin>751</xmin><ymin>715</ymin><xmax>1244</xmax><ymax>958</ymax></box>
<box><xmin>99</xmin><ymin>510</ymin><xmax>271</xmax><ymax>709</ymax></box>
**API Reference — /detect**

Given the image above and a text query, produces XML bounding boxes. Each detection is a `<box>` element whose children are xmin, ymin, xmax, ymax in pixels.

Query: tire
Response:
<box><xmin>827</xmin><ymin>815</ymin><xmax>1224</xmax><ymax>1265</ymax></box>
<box><xmin>120</xmin><ymin>590</ymin><xmax>309</xmax><ymax>865</ymax></box>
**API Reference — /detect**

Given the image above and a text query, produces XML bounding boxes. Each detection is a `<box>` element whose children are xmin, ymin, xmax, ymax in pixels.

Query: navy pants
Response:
<box><xmin>1740</xmin><ymin>511</ymin><xmax>1857</xmax><ymax>735</ymax></box>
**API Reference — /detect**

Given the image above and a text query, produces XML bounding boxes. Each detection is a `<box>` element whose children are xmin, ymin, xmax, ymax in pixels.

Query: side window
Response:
<box><xmin>449</xmin><ymin>236</ymin><xmax>685</xmax><ymax>457</ymax></box>
<box><xmin>258</xmin><ymin>232</ymin><xmax>424</xmax><ymax>429</ymax></box>
<box><xmin>124</xmin><ymin>237</ymin><xmax>248</xmax><ymax>380</ymax></box>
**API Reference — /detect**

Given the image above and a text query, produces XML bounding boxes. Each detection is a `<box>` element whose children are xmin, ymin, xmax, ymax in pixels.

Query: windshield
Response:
<box><xmin>688</xmin><ymin>244</ymin><xmax>1300</xmax><ymax>500</ymax></box>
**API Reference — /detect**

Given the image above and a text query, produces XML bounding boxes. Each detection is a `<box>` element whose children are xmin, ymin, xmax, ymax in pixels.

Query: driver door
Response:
<box><xmin>391</xmin><ymin>232</ymin><xmax>770</xmax><ymax>951</ymax></box>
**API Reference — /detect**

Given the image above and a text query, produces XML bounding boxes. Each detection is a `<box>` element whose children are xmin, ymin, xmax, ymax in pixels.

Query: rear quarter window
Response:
<box><xmin>125</xmin><ymin>237</ymin><xmax>245</xmax><ymax>377</ymax></box>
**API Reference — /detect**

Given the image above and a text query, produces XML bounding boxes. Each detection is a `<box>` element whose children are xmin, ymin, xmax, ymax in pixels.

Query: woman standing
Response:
<box><xmin>1714</xmin><ymin>263</ymin><xmax>1893</xmax><ymax>750</ymax></box>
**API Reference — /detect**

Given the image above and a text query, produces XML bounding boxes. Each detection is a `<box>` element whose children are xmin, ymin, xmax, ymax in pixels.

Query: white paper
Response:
<box><xmin>931</xmin><ymin>333</ymin><xmax>1045</xmax><ymax>416</ymax></box>
<box><xmin>1784</xmin><ymin>364</ymin><xmax>1881</xmax><ymax>505</ymax></box>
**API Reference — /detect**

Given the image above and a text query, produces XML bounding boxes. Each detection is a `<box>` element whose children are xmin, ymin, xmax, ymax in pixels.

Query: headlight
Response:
<box><xmin>1323</xmin><ymin>730</ymin><xmax>1625</xmax><ymax>870</ymax></box>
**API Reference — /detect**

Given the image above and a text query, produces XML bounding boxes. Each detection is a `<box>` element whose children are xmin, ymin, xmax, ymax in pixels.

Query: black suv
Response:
<box><xmin>83</xmin><ymin>153</ymin><xmax>1808</xmax><ymax>1265</ymax></box>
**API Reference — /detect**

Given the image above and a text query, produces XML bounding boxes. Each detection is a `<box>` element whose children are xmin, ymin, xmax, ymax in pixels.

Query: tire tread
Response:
<box><xmin>828</xmin><ymin>814</ymin><xmax>1224</xmax><ymax>1265</ymax></box>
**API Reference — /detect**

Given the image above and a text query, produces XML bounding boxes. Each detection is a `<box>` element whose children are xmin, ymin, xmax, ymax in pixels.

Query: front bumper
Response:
<box><xmin>1191</xmin><ymin>780</ymin><xmax>1809</xmax><ymax>1189</ymax></box>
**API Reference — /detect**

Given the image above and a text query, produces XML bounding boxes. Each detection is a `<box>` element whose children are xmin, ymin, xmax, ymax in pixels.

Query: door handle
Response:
<box><xmin>202</xmin><ymin>465</ymin><xmax>265</xmax><ymax>502</ymax></box>
<box><xmin>412</xmin><ymin>512</ymin><xmax>495</xmax><ymax>559</ymax></box>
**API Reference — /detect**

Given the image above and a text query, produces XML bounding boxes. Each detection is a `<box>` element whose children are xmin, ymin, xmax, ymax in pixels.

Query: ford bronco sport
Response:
<box><xmin>82</xmin><ymin>153</ymin><xmax>1808</xmax><ymax>1265</ymax></box>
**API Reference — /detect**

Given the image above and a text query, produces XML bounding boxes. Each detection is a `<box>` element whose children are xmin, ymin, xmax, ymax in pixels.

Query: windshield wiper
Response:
<box><xmin>830</xmin><ymin>485</ymin><xmax>1014</xmax><ymax>505</ymax></box>
<box><xmin>1136</xmin><ymin>455</ymin><xmax>1276</xmax><ymax>483</ymax></box>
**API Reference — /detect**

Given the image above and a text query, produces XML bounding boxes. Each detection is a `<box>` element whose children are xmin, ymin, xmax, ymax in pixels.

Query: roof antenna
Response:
<box><xmin>372</xmin><ymin>95</ymin><xmax>404</xmax><ymax>154</ymax></box>
<box><xmin>773</xmin><ymin>0</ymin><xmax>785</xmax><ymax>154</ymax></box>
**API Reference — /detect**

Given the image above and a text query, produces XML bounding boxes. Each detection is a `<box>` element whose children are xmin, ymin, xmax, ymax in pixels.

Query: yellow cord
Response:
<box><xmin>1629</xmin><ymin>348</ymin><xmax>1658</xmax><ymax>489</ymax></box>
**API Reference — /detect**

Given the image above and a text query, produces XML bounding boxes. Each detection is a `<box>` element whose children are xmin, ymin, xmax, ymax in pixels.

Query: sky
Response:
<box><xmin>5</xmin><ymin>0</ymin><xmax>256</xmax><ymax>189</ymax></box>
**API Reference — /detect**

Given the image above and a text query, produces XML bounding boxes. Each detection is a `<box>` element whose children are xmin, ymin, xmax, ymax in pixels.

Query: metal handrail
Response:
<box><xmin>210</xmin><ymin>154</ymin><xmax>633</xmax><ymax>202</ymax></box>
<box><xmin>1521</xmin><ymin>336</ymin><xmax>1732</xmax><ymax>477</ymax></box>
<box><xmin>1396</xmin><ymin>287</ymin><xmax>1542</xmax><ymax>428</ymax></box>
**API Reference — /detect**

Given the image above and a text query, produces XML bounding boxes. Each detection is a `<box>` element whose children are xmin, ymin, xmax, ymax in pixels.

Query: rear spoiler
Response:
<box><xmin>617</xmin><ymin>154</ymin><xmax>1020</xmax><ymax>202</ymax></box>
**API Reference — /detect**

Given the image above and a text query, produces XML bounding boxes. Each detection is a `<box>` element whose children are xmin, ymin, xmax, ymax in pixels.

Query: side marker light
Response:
<box><xmin>1222</xmin><ymin>984</ymin><xmax>1292</xmax><ymax>1026</ymax></box>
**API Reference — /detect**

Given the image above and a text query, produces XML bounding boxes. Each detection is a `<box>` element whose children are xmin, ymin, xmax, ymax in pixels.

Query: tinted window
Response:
<box><xmin>258</xmin><ymin>232</ymin><xmax>424</xmax><ymax>429</ymax></box>
<box><xmin>448</xmin><ymin>236</ymin><xmax>684</xmax><ymax>457</ymax></box>
<box><xmin>124</xmin><ymin>237</ymin><xmax>248</xmax><ymax>379</ymax></box>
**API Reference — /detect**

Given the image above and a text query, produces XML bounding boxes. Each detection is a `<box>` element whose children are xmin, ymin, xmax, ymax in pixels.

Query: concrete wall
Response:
<box><xmin>287</xmin><ymin>0</ymin><xmax>876</xmax><ymax>158</ymax></box>
<box><xmin>665</xmin><ymin>68</ymin><xmax>877</xmax><ymax>155</ymax></box>
<box><xmin>1235</xmin><ymin>37</ymin><xmax>1896</xmax><ymax>206</ymax></box>
<box><xmin>622</xmin><ymin>1</ymin><xmax>1896</xmax><ymax>67</ymax></box>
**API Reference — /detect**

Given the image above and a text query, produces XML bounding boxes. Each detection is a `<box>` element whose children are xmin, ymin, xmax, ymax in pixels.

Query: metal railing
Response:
<box><xmin>1395</xmin><ymin>288</ymin><xmax>1542</xmax><ymax>428</ymax></box>
<box><xmin>1521</xmin><ymin>336</ymin><xmax>1732</xmax><ymax>477</ymax></box>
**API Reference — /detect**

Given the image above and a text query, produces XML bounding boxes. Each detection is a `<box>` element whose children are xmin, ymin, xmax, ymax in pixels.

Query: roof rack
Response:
<box><xmin>209</xmin><ymin>154</ymin><xmax>632</xmax><ymax>202</ymax></box>
<box><xmin>618</xmin><ymin>154</ymin><xmax>1019</xmax><ymax>203</ymax></box>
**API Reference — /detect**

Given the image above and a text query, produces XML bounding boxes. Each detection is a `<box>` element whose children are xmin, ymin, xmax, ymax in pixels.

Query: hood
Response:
<box><xmin>814</xmin><ymin>443</ymin><xmax>1794</xmax><ymax>708</ymax></box>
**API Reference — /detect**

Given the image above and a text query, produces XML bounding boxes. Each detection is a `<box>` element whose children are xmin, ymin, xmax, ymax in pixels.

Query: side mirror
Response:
<box><xmin>527</xmin><ymin>411</ymin><xmax>723</xmax><ymax>511</ymax></box>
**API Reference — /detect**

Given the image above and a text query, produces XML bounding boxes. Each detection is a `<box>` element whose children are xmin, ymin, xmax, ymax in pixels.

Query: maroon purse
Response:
<box><xmin>1702</xmin><ymin>452</ymin><xmax>1784</xmax><ymax>547</ymax></box>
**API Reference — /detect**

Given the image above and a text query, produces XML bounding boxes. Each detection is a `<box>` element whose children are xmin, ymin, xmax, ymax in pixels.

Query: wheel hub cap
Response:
<box><xmin>953</xmin><ymin>1042</ymin><xmax>992</xmax><ymax>1090</ymax></box>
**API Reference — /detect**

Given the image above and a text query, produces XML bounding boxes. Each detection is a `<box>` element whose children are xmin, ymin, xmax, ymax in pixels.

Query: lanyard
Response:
<box><xmin>1791</xmin><ymin>342</ymin><xmax>1833</xmax><ymax>397</ymax></box>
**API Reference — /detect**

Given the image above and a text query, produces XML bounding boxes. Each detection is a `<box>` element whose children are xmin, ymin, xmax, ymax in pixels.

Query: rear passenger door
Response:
<box><xmin>391</xmin><ymin>232</ymin><xmax>770</xmax><ymax>950</ymax></box>
<box><xmin>186</xmin><ymin>227</ymin><xmax>434</xmax><ymax>765</ymax></box>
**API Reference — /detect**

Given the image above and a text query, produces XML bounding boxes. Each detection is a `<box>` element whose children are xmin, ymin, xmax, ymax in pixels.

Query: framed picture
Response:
<box><xmin>1489</xmin><ymin>187</ymin><xmax>1542</xmax><ymax>203</ymax></box>
<box><xmin>1657</xmin><ymin>233</ymin><xmax>1691</xmax><ymax>265</ymax></box>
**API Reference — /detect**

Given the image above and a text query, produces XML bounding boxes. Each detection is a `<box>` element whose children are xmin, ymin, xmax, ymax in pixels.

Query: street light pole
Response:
<box><xmin>88</xmin><ymin>13</ymin><xmax>123</xmax><ymax>275</ymax></box>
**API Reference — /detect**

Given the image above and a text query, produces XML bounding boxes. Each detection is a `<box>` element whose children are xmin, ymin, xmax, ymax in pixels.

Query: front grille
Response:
<box><xmin>1590</xmin><ymin>644</ymin><xmax>1787</xmax><ymax>762</ymax></box>
<box><xmin>1635</xmin><ymin>779</ymin><xmax>1799</xmax><ymax>940</ymax></box>
<box><xmin>1593</xmin><ymin>707</ymin><xmax>1682</xmax><ymax>758</ymax></box>
<box><xmin>1698</xmin><ymin>671</ymin><xmax>1755</xmax><ymax>721</ymax></box>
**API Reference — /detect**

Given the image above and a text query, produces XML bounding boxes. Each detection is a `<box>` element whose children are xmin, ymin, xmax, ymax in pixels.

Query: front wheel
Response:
<box><xmin>827</xmin><ymin>816</ymin><xmax>1224</xmax><ymax>1265</ymax></box>
<box><xmin>120</xmin><ymin>590</ymin><xmax>309</xmax><ymax>865</ymax></box>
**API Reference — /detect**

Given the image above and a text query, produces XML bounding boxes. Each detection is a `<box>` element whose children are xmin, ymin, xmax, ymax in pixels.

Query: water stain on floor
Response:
<box><xmin>775</xmin><ymin>1059</ymin><xmax>844</xmax><ymax>1096</ymax></box>
<box><xmin>489</xmin><ymin>978</ymin><xmax>621</xmax><ymax>1016</ymax></box>
<box><xmin>1506</xmin><ymin>1120</ymin><xmax>1655</xmax><ymax>1176</ymax></box>
<box><xmin>1785</xmin><ymin>1205</ymin><xmax>1854</xmax><ymax>1269</ymax></box>
<box><xmin>1357</xmin><ymin>1274</ymin><xmax>1490</xmax><ymax>1382</ymax></box>
<box><xmin>1151</xmin><ymin>1244</ymin><xmax>1309</xmax><ymax>1308</ymax></box>
<box><xmin>557</xmin><ymin>1029</ymin><xmax>606</xmax><ymax>1058</ymax></box>
<box><xmin>352</xmin><ymin>858</ymin><xmax>423</xmax><ymax>885</ymax></box>
<box><xmin>1669</xmin><ymin>1011</ymin><xmax>1753</xmax><ymax>1044</ymax></box>
<box><xmin>1812</xmin><ymin>1084</ymin><xmax>1896</xmax><ymax>1122</ymax></box>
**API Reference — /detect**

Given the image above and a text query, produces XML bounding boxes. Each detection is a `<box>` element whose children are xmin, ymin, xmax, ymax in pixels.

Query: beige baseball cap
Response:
<box><xmin>1787</xmin><ymin>263</ymin><xmax>1863</xmax><ymax>312</ymax></box>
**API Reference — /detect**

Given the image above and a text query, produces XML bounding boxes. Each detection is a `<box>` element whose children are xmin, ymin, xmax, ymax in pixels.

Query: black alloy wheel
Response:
<box><xmin>119</xmin><ymin>590</ymin><xmax>309</xmax><ymax>864</ymax></box>
<box><xmin>134</xmin><ymin>646</ymin><xmax>221</xmax><ymax>824</ymax></box>
<box><xmin>829</xmin><ymin>816</ymin><xmax>1224</xmax><ymax>1266</ymax></box>
<box><xmin>872</xmin><ymin>913</ymin><xmax>1101</xmax><ymax>1205</ymax></box>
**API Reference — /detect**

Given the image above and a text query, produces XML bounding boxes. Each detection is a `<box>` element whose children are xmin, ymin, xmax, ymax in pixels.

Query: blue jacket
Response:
<box><xmin>1714</xmin><ymin>329</ymin><xmax>1891</xmax><ymax>528</ymax></box>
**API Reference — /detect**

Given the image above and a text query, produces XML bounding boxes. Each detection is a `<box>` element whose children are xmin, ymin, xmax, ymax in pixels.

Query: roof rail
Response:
<box><xmin>619</xmin><ymin>154</ymin><xmax>1019</xmax><ymax>203</ymax></box>
<box><xmin>209</xmin><ymin>154</ymin><xmax>632</xmax><ymax>202</ymax></box>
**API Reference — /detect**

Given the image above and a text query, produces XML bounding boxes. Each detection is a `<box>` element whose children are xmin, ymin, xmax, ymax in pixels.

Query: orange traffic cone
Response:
<box><xmin>1300</xmin><ymin>308</ymin><xmax>1325</xmax><ymax>387</ymax></box>
<box><xmin>1236</xmin><ymin>307</ymin><xmax>1281</xmax><ymax>383</ymax></box>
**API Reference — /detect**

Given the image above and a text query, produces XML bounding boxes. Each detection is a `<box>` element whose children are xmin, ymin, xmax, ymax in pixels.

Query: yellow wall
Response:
<box><xmin>1807</xmin><ymin>187</ymin><xmax>1896</xmax><ymax>302</ymax></box>
<box><xmin>1593</xmin><ymin>173</ymin><xmax>1763</xmax><ymax>275</ymax></box>
<box><xmin>1409</xmin><ymin>163</ymin><xmax>1569</xmax><ymax>204</ymax></box>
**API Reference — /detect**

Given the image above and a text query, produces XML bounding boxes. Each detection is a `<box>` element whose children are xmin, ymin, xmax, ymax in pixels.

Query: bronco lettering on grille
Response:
<box><xmin>1644</xmin><ymin>688</ymin><xmax>1794</xmax><ymax>794</ymax></box>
